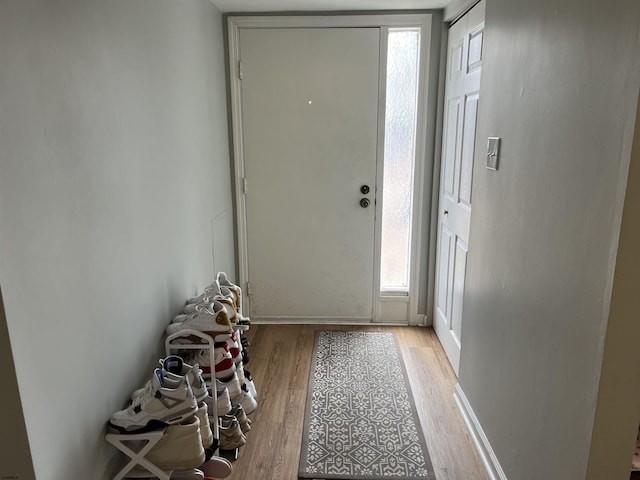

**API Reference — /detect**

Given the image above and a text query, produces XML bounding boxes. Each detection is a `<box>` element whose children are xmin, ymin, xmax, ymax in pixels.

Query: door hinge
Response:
<box><xmin>246</xmin><ymin>282</ymin><xmax>252</xmax><ymax>296</ymax></box>
<box><xmin>238</xmin><ymin>60</ymin><xmax>243</xmax><ymax>80</ymax></box>
<box><xmin>242</xmin><ymin>177</ymin><xmax>248</xmax><ymax>194</ymax></box>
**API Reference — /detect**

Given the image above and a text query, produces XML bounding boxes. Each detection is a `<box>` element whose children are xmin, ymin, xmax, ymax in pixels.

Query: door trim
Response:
<box><xmin>228</xmin><ymin>15</ymin><xmax>434</xmax><ymax>323</ymax></box>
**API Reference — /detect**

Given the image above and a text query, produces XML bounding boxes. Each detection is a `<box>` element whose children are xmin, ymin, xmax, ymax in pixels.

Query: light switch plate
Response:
<box><xmin>487</xmin><ymin>136</ymin><xmax>500</xmax><ymax>170</ymax></box>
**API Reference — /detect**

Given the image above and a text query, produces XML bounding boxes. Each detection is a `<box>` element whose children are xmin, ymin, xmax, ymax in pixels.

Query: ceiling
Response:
<box><xmin>209</xmin><ymin>0</ymin><xmax>452</xmax><ymax>13</ymax></box>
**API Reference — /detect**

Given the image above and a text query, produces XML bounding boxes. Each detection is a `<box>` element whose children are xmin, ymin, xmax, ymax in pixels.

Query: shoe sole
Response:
<box><xmin>108</xmin><ymin>418</ymin><xmax>168</xmax><ymax>434</ymax></box>
<box><xmin>200</xmin><ymin>456</ymin><xmax>233</xmax><ymax>478</ymax></box>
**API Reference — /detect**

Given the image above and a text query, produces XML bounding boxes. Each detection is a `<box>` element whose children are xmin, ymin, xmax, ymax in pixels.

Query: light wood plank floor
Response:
<box><xmin>226</xmin><ymin>324</ymin><xmax>489</xmax><ymax>480</ymax></box>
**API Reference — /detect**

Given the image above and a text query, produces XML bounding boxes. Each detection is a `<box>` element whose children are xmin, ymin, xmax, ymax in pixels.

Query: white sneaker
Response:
<box><xmin>162</xmin><ymin>356</ymin><xmax>209</xmax><ymax>403</ymax></box>
<box><xmin>144</xmin><ymin>416</ymin><xmax>205</xmax><ymax>469</ymax></box>
<box><xmin>109</xmin><ymin>369</ymin><xmax>197</xmax><ymax>434</ymax></box>
<box><xmin>217</xmin><ymin>286</ymin><xmax>252</xmax><ymax>326</ymax></box>
<box><xmin>215</xmin><ymin>332</ymin><xmax>242</xmax><ymax>364</ymax></box>
<box><xmin>172</xmin><ymin>310</ymin><xmax>195</xmax><ymax>324</ymax></box>
<box><xmin>219</xmin><ymin>286</ymin><xmax>239</xmax><ymax>310</ymax></box>
<box><xmin>244</xmin><ymin>369</ymin><xmax>258</xmax><ymax>400</ymax></box>
<box><xmin>131</xmin><ymin>356</ymin><xmax>208</xmax><ymax>403</ymax></box>
<box><xmin>187</xmin><ymin>284</ymin><xmax>219</xmax><ymax>305</ymax></box>
<box><xmin>214</xmin><ymin>345</ymin><xmax>235</xmax><ymax>379</ymax></box>
<box><xmin>166</xmin><ymin>301</ymin><xmax>233</xmax><ymax>337</ymax></box>
<box><xmin>217</xmin><ymin>372</ymin><xmax>242</xmax><ymax>399</ymax></box>
<box><xmin>205</xmin><ymin>385</ymin><xmax>231</xmax><ymax>416</ymax></box>
<box><xmin>214</xmin><ymin>294</ymin><xmax>238</xmax><ymax>325</ymax></box>
<box><xmin>235</xmin><ymin>362</ymin><xmax>246</xmax><ymax>385</ymax></box>
<box><xmin>231</xmin><ymin>387</ymin><xmax>258</xmax><ymax>415</ymax></box>
<box><xmin>196</xmin><ymin>403</ymin><xmax>214</xmax><ymax>452</ymax></box>
<box><xmin>183</xmin><ymin>298</ymin><xmax>212</xmax><ymax>314</ymax></box>
<box><xmin>216</xmin><ymin>385</ymin><xmax>232</xmax><ymax>416</ymax></box>
<box><xmin>173</xmin><ymin>302</ymin><xmax>213</xmax><ymax>324</ymax></box>
<box><xmin>182</xmin><ymin>349</ymin><xmax>210</xmax><ymax>371</ymax></box>
<box><xmin>216</xmin><ymin>272</ymin><xmax>243</xmax><ymax>314</ymax></box>
<box><xmin>182</xmin><ymin>345</ymin><xmax>235</xmax><ymax>380</ymax></box>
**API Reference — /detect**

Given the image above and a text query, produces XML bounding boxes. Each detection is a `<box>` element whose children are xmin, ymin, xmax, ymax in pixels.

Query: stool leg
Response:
<box><xmin>106</xmin><ymin>432</ymin><xmax>171</xmax><ymax>480</ymax></box>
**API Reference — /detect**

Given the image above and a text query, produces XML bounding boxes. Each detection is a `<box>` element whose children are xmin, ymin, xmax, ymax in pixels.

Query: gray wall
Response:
<box><xmin>0</xmin><ymin>0</ymin><xmax>234</xmax><ymax>478</ymax></box>
<box><xmin>458</xmin><ymin>0</ymin><xmax>640</xmax><ymax>479</ymax></box>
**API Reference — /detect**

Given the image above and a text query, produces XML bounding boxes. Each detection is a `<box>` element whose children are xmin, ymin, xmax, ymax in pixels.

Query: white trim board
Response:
<box><xmin>229</xmin><ymin>15</ymin><xmax>434</xmax><ymax>28</ymax></box>
<box><xmin>453</xmin><ymin>384</ymin><xmax>508</xmax><ymax>480</ymax></box>
<box><xmin>249</xmin><ymin>318</ymin><xmax>418</xmax><ymax>326</ymax></box>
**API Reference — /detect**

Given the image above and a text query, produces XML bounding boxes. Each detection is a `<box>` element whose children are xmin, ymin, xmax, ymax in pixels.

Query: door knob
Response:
<box><xmin>444</xmin><ymin>210</ymin><xmax>449</xmax><ymax>215</ymax></box>
<box><xmin>360</xmin><ymin>198</ymin><xmax>370</xmax><ymax>208</ymax></box>
<box><xmin>360</xmin><ymin>185</ymin><xmax>370</xmax><ymax>194</ymax></box>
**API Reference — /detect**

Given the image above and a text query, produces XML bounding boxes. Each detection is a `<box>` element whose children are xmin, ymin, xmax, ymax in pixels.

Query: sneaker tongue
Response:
<box><xmin>163</xmin><ymin>355</ymin><xmax>183</xmax><ymax>375</ymax></box>
<box><xmin>154</xmin><ymin>368</ymin><xmax>164</xmax><ymax>388</ymax></box>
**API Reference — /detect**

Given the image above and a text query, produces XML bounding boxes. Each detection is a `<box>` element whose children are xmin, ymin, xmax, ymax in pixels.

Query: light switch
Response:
<box><xmin>486</xmin><ymin>137</ymin><xmax>500</xmax><ymax>170</ymax></box>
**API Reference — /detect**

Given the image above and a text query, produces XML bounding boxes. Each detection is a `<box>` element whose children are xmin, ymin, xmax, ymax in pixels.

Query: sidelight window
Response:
<box><xmin>380</xmin><ymin>28</ymin><xmax>421</xmax><ymax>293</ymax></box>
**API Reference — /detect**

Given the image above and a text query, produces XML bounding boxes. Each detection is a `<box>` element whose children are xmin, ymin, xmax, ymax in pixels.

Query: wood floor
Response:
<box><xmin>225</xmin><ymin>324</ymin><xmax>489</xmax><ymax>480</ymax></box>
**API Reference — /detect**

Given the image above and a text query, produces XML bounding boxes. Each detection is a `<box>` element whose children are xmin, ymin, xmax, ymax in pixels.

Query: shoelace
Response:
<box><xmin>202</xmin><ymin>284</ymin><xmax>220</xmax><ymax>296</ymax></box>
<box><xmin>192</xmin><ymin>303</ymin><xmax>209</xmax><ymax>314</ymax></box>
<box><xmin>190</xmin><ymin>295</ymin><xmax>214</xmax><ymax>308</ymax></box>
<box><xmin>129</xmin><ymin>380</ymin><xmax>156</xmax><ymax>412</ymax></box>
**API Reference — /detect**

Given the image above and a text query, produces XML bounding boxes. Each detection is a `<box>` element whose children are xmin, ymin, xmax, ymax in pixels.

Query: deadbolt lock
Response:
<box><xmin>360</xmin><ymin>185</ymin><xmax>370</xmax><ymax>194</ymax></box>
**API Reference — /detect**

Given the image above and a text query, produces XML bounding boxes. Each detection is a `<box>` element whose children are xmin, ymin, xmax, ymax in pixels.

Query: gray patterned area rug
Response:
<box><xmin>299</xmin><ymin>330</ymin><xmax>435</xmax><ymax>479</ymax></box>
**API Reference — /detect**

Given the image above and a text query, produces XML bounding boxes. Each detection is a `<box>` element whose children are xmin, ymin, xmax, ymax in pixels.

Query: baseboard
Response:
<box><xmin>454</xmin><ymin>384</ymin><xmax>508</xmax><ymax>480</ymax></box>
<box><xmin>250</xmin><ymin>318</ymin><xmax>411</xmax><ymax>326</ymax></box>
<box><xmin>412</xmin><ymin>313</ymin><xmax>430</xmax><ymax>326</ymax></box>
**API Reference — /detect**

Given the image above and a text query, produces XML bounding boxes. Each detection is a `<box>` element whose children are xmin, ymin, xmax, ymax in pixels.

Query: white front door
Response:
<box><xmin>238</xmin><ymin>27</ymin><xmax>380</xmax><ymax>322</ymax></box>
<box><xmin>434</xmin><ymin>1</ymin><xmax>485</xmax><ymax>375</ymax></box>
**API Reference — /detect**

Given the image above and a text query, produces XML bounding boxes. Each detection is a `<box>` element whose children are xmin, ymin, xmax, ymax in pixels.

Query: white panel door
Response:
<box><xmin>239</xmin><ymin>27</ymin><xmax>380</xmax><ymax>322</ymax></box>
<box><xmin>434</xmin><ymin>1</ymin><xmax>485</xmax><ymax>375</ymax></box>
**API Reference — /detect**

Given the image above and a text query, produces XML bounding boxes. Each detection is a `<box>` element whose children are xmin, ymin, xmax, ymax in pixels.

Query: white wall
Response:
<box><xmin>0</xmin><ymin>0</ymin><xmax>234</xmax><ymax>478</ymax></box>
<box><xmin>458</xmin><ymin>0</ymin><xmax>640</xmax><ymax>478</ymax></box>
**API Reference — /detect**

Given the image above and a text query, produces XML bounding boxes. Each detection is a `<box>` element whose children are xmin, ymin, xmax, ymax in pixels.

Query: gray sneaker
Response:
<box><xmin>219</xmin><ymin>415</ymin><xmax>246</xmax><ymax>450</ymax></box>
<box><xmin>229</xmin><ymin>404</ymin><xmax>252</xmax><ymax>433</ymax></box>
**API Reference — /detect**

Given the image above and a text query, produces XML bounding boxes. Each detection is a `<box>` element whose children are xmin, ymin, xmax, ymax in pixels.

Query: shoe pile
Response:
<box><xmin>174</xmin><ymin>272</ymin><xmax>258</xmax><ymax>453</ymax></box>
<box><xmin>106</xmin><ymin>273</ymin><xmax>257</xmax><ymax>474</ymax></box>
<box><xmin>107</xmin><ymin>355</ymin><xmax>231</xmax><ymax>476</ymax></box>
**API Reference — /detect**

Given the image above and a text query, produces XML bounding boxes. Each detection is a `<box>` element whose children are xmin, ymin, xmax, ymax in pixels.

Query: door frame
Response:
<box><xmin>227</xmin><ymin>14</ymin><xmax>434</xmax><ymax>324</ymax></box>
